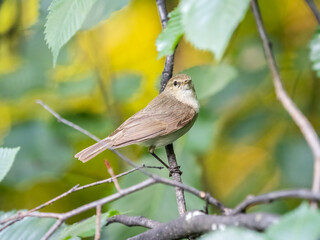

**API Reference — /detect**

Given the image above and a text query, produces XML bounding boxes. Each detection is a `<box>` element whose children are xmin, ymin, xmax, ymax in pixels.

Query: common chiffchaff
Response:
<box><xmin>75</xmin><ymin>74</ymin><xmax>199</xmax><ymax>163</ymax></box>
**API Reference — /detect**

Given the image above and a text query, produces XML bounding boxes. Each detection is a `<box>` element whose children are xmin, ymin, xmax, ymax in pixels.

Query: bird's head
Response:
<box><xmin>165</xmin><ymin>74</ymin><xmax>195</xmax><ymax>93</ymax></box>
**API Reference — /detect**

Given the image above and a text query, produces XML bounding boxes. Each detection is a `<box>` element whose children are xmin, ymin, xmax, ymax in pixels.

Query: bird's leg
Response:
<box><xmin>149</xmin><ymin>146</ymin><xmax>170</xmax><ymax>169</ymax></box>
<box><xmin>148</xmin><ymin>146</ymin><xmax>182</xmax><ymax>176</ymax></box>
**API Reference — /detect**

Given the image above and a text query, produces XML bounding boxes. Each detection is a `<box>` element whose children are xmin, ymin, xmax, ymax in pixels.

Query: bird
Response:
<box><xmin>75</xmin><ymin>74</ymin><xmax>199</xmax><ymax>168</ymax></box>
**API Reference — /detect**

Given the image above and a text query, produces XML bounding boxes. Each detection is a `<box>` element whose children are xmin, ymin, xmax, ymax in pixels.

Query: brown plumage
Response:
<box><xmin>75</xmin><ymin>74</ymin><xmax>199</xmax><ymax>162</ymax></box>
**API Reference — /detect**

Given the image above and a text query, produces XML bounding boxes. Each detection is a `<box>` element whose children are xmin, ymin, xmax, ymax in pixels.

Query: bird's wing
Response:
<box><xmin>75</xmin><ymin>93</ymin><xmax>197</xmax><ymax>162</ymax></box>
<box><xmin>109</xmin><ymin>93</ymin><xmax>197</xmax><ymax>148</ymax></box>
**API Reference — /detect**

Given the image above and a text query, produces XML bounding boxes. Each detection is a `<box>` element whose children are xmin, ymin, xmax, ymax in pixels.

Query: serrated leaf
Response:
<box><xmin>0</xmin><ymin>211</ymin><xmax>57</xmax><ymax>240</ymax></box>
<box><xmin>309</xmin><ymin>26</ymin><xmax>320</xmax><ymax>77</ymax></box>
<box><xmin>44</xmin><ymin>0</ymin><xmax>98</xmax><ymax>66</ymax></box>
<box><xmin>179</xmin><ymin>0</ymin><xmax>250</xmax><ymax>60</ymax></box>
<box><xmin>81</xmin><ymin>0</ymin><xmax>129</xmax><ymax>30</ymax></box>
<box><xmin>266</xmin><ymin>203</ymin><xmax>320</xmax><ymax>240</ymax></box>
<box><xmin>57</xmin><ymin>211</ymin><xmax>116</xmax><ymax>239</ymax></box>
<box><xmin>200</xmin><ymin>227</ymin><xmax>266</xmax><ymax>240</ymax></box>
<box><xmin>0</xmin><ymin>147</ymin><xmax>20</xmax><ymax>182</ymax></box>
<box><xmin>156</xmin><ymin>8</ymin><xmax>184</xmax><ymax>58</ymax></box>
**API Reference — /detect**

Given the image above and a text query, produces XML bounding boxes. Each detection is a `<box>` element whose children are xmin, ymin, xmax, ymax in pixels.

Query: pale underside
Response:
<box><xmin>75</xmin><ymin>91</ymin><xmax>198</xmax><ymax>162</ymax></box>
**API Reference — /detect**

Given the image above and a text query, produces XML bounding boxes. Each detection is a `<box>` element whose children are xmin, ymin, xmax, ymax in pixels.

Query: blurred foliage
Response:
<box><xmin>0</xmin><ymin>0</ymin><xmax>320</xmax><ymax>239</ymax></box>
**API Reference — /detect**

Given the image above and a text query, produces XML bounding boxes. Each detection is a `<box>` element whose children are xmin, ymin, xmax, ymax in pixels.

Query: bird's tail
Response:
<box><xmin>75</xmin><ymin>139</ymin><xmax>112</xmax><ymax>163</ymax></box>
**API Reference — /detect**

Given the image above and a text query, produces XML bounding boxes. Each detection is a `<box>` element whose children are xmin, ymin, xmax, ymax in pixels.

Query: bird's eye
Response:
<box><xmin>173</xmin><ymin>81</ymin><xmax>178</xmax><ymax>86</ymax></box>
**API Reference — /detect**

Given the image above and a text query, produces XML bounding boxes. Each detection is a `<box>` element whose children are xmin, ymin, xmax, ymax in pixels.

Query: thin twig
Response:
<box><xmin>3</xmin><ymin>175</ymin><xmax>226</xmax><ymax>238</ymax></box>
<box><xmin>250</xmin><ymin>0</ymin><xmax>320</xmax><ymax>195</ymax></box>
<box><xmin>230</xmin><ymin>188</ymin><xmax>320</xmax><ymax>215</ymax></box>
<box><xmin>110</xmin><ymin>150</ymin><xmax>228</xmax><ymax>213</ymax></box>
<box><xmin>106</xmin><ymin>215</ymin><xmax>161</xmax><ymax>229</ymax></box>
<box><xmin>95</xmin><ymin>205</ymin><xmax>102</xmax><ymax>240</ymax></box>
<box><xmin>0</xmin><ymin>165</ymin><xmax>155</xmax><ymax>227</ymax></box>
<box><xmin>105</xmin><ymin>160</ymin><xmax>122</xmax><ymax>192</ymax></box>
<box><xmin>36</xmin><ymin>100</ymin><xmax>100</xmax><ymax>142</ymax></box>
<box><xmin>155</xmin><ymin>0</ymin><xmax>187</xmax><ymax>216</ymax></box>
<box><xmin>75</xmin><ymin>165</ymin><xmax>161</xmax><ymax>191</ymax></box>
<box><xmin>305</xmin><ymin>0</ymin><xmax>320</xmax><ymax>23</ymax></box>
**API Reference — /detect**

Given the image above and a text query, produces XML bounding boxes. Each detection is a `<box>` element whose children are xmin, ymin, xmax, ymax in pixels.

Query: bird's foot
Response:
<box><xmin>169</xmin><ymin>166</ymin><xmax>182</xmax><ymax>177</ymax></box>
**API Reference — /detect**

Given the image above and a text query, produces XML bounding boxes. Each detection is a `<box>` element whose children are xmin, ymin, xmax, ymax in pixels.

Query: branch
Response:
<box><xmin>230</xmin><ymin>189</ymin><xmax>320</xmax><ymax>215</ymax></box>
<box><xmin>110</xmin><ymin>148</ymin><xmax>228</xmax><ymax>213</ymax></box>
<box><xmin>155</xmin><ymin>0</ymin><xmax>175</xmax><ymax>92</ymax></box>
<box><xmin>305</xmin><ymin>0</ymin><xmax>320</xmax><ymax>23</ymax></box>
<box><xmin>156</xmin><ymin>0</ymin><xmax>187</xmax><ymax>216</ymax></box>
<box><xmin>2</xmin><ymin>176</ymin><xmax>225</xmax><ymax>239</ymax></box>
<box><xmin>0</xmin><ymin>164</ymin><xmax>157</xmax><ymax>228</ymax></box>
<box><xmin>36</xmin><ymin>100</ymin><xmax>100</xmax><ymax>142</ymax></box>
<box><xmin>105</xmin><ymin>159</ymin><xmax>122</xmax><ymax>192</ymax></box>
<box><xmin>95</xmin><ymin>205</ymin><xmax>102</xmax><ymax>240</ymax></box>
<box><xmin>129</xmin><ymin>211</ymin><xmax>279</xmax><ymax>240</ymax></box>
<box><xmin>250</xmin><ymin>0</ymin><xmax>320</xmax><ymax>194</ymax></box>
<box><xmin>106</xmin><ymin>215</ymin><xmax>161</xmax><ymax>229</ymax></box>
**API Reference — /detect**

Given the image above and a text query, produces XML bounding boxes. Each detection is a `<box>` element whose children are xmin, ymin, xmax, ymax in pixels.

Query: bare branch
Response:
<box><xmin>250</xmin><ymin>0</ymin><xmax>320</xmax><ymax>194</ymax></box>
<box><xmin>105</xmin><ymin>159</ymin><xmax>122</xmax><ymax>192</ymax></box>
<box><xmin>0</xmin><ymin>165</ymin><xmax>156</xmax><ymax>227</ymax></box>
<box><xmin>62</xmin><ymin>179</ymin><xmax>156</xmax><ymax>219</ymax></box>
<box><xmin>36</xmin><ymin>100</ymin><xmax>100</xmax><ymax>142</ymax></box>
<box><xmin>305</xmin><ymin>0</ymin><xmax>320</xmax><ymax>23</ymax></box>
<box><xmin>106</xmin><ymin>215</ymin><xmax>161</xmax><ymax>229</ymax></box>
<box><xmin>95</xmin><ymin>205</ymin><xmax>102</xmax><ymax>240</ymax></box>
<box><xmin>129</xmin><ymin>211</ymin><xmax>279</xmax><ymax>240</ymax></box>
<box><xmin>76</xmin><ymin>164</ymin><xmax>162</xmax><ymax>191</ymax></box>
<box><xmin>230</xmin><ymin>189</ymin><xmax>320</xmax><ymax>215</ymax></box>
<box><xmin>155</xmin><ymin>0</ymin><xmax>187</xmax><ymax>216</ymax></box>
<box><xmin>110</xmin><ymin>148</ymin><xmax>228</xmax><ymax>213</ymax></box>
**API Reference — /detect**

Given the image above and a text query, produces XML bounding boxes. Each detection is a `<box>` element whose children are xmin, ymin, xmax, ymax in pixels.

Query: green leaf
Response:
<box><xmin>309</xmin><ymin>26</ymin><xmax>320</xmax><ymax>77</ymax></box>
<box><xmin>44</xmin><ymin>0</ymin><xmax>98</xmax><ymax>66</ymax></box>
<box><xmin>57</xmin><ymin>211</ymin><xmax>115</xmax><ymax>239</ymax></box>
<box><xmin>266</xmin><ymin>203</ymin><xmax>320</xmax><ymax>240</ymax></box>
<box><xmin>81</xmin><ymin>0</ymin><xmax>129</xmax><ymax>30</ymax></box>
<box><xmin>183</xmin><ymin>64</ymin><xmax>237</xmax><ymax>100</ymax></box>
<box><xmin>200</xmin><ymin>227</ymin><xmax>266</xmax><ymax>240</ymax></box>
<box><xmin>179</xmin><ymin>0</ymin><xmax>250</xmax><ymax>60</ymax></box>
<box><xmin>112</xmin><ymin>74</ymin><xmax>142</xmax><ymax>101</ymax></box>
<box><xmin>0</xmin><ymin>147</ymin><xmax>20</xmax><ymax>182</ymax></box>
<box><xmin>0</xmin><ymin>211</ymin><xmax>57</xmax><ymax>240</ymax></box>
<box><xmin>156</xmin><ymin>8</ymin><xmax>184</xmax><ymax>58</ymax></box>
